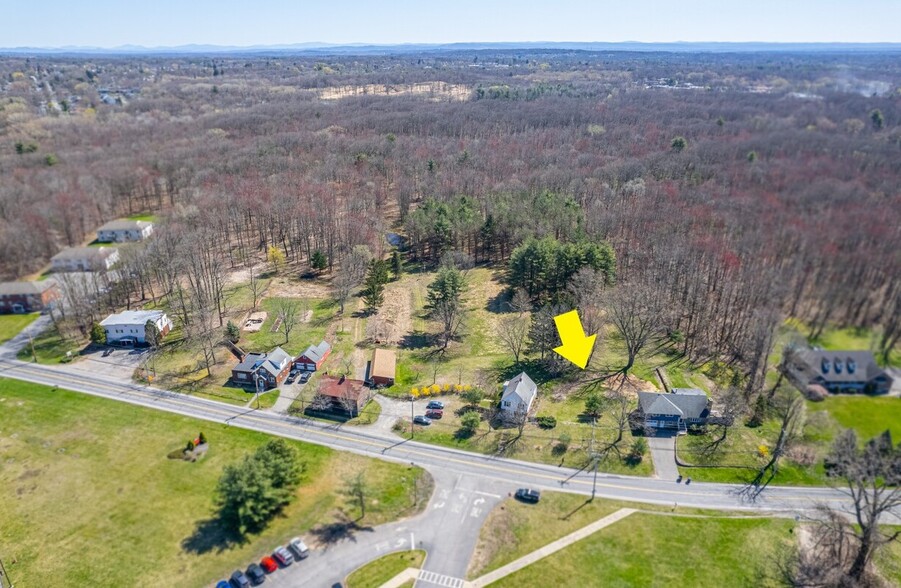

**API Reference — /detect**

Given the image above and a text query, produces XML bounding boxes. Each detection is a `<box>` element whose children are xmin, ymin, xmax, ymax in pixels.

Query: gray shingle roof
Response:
<box><xmin>300</xmin><ymin>340</ymin><xmax>331</xmax><ymax>363</ymax></box>
<box><xmin>638</xmin><ymin>390</ymin><xmax>709</xmax><ymax>419</ymax></box>
<box><xmin>98</xmin><ymin>219</ymin><xmax>152</xmax><ymax>232</ymax></box>
<box><xmin>501</xmin><ymin>372</ymin><xmax>538</xmax><ymax>406</ymax></box>
<box><xmin>51</xmin><ymin>246</ymin><xmax>117</xmax><ymax>262</ymax></box>
<box><xmin>792</xmin><ymin>349</ymin><xmax>886</xmax><ymax>384</ymax></box>
<box><xmin>0</xmin><ymin>280</ymin><xmax>57</xmax><ymax>295</ymax></box>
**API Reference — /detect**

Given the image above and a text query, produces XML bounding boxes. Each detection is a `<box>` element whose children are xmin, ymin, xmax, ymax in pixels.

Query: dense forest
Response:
<box><xmin>1</xmin><ymin>49</ymin><xmax>899</xmax><ymax>391</ymax></box>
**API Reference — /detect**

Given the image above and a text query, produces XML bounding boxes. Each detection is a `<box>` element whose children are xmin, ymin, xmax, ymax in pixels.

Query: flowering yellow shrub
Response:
<box><xmin>431</xmin><ymin>384</ymin><xmax>441</xmax><ymax>394</ymax></box>
<box><xmin>411</xmin><ymin>387</ymin><xmax>419</xmax><ymax>396</ymax></box>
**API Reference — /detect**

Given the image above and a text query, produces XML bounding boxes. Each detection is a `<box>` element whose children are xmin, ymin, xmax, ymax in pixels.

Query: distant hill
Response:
<box><xmin>3</xmin><ymin>41</ymin><xmax>901</xmax><ymax>56</ymax></box>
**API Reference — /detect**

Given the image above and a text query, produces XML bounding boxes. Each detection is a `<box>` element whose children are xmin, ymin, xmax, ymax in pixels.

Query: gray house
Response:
<box><xmin>96</xmin><ymin>219</ymin><xmax>154</xmax><ymax>243</ymax></box>
<box><xmin>499</xmin><ymin>372</ymin><xmax>538</xmax><ymax>421</ymax></box>
<box><xmin>637</xmin><ymin>388</ymin><xmax>711</xmax><ymax>433</ymax></box>
<box><xmin>786</xmin><ymin>349</ymin><xmax>893</xmax><ymax>395</ymax></box>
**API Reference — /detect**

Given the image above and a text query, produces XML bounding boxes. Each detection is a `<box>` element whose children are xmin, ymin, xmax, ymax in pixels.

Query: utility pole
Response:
<box><xmin>255</xmin><ymin>375</ymin><xmax>264</xmax><ymax>409</ymax></box>
<box><xmin>0</xmin><ymin>554</ymin><xmax>13</xmax><ymax>588</ymax></box>
<box><xmin>410</xmin><ymin>394</ymin><xmax>415</xmax><ymax>439</ymax></box>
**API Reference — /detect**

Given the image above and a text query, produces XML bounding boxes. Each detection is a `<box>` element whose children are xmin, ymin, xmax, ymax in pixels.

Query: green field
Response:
<box><xmin>807</xmin><ymin>396</ymin><xmax>901</xmax><ymax>440</ymax></box>
<box><xmin>487</xmin><ymin>512</ymin><xmax>794</xmax><ymax>588</ymax></box>
<box><xmin>0</xmin><ymin>378</ymin><xmax>430</xmax><ymax>588</ymax></box>
<box><xmin>0</xmin><ymin>312</ymin><xmax>39</xmax><ymax>344</ymax></box>
<box><xmin>15</xmin><ymin>323</ymin><xmax>84</xmax><ymax>364</ymax></box>
<box><xmin>346</xmin><ymin>550</ymin><xmax>426</xmax><ymax>588</ymax></box>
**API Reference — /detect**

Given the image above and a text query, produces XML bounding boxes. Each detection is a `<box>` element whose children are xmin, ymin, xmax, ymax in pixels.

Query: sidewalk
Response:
<box><xmin>468</xmin><ymin>508</ymin><xmax>636</xmax><ymax>587</ymax></box>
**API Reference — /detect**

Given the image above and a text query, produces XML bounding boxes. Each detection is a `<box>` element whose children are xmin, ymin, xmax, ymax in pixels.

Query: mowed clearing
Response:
<box><xmin>0</xmin><ymin>378</ymin><xmax>429</xmax><ymax>588</ymax></box>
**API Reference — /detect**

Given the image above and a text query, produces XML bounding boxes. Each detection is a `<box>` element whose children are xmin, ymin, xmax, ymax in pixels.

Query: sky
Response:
<box><xmin>4</xmin><ymin>0</ymin><xmax>901</xmax><ymax>48</ymax></box>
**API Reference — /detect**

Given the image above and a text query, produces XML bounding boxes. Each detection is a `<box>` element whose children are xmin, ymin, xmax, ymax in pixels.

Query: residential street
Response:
<box><xmin>1</xmin><ymin>349</ymin><xmax>897</xmax><ymax>587</ymax></box>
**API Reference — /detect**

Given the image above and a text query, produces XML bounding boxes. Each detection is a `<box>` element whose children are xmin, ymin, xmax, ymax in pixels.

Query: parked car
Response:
<box><xmin>246</xmin><ymin>563</ymin><xmax>266</xmax><ymax>585</ymax></box>
<box><xmin>299</xmin><ymin>372</ymin><xmax>311</xmax><ymax>384</ymax></box>
<box><xmin>425</xmin><ymin>409</ymin><xmax>443</xmax><ymax>419</ymax></box>
<box><xmin>515</xmin><ymin>488</ymin><xmax>541</xmax><ymax>503</ymax></box>
<box><xmin>216</xmin><ymin>581</ymin><xmax>230</xmax><ymax>588</ymax></box>
<box><xmin>288</xmin><ymin>536</ymin><xmax>310</xmax><ymax>559</ymax></box>
<box><xmin>413</xmin><ymin>415</ymin><xmax>432</xmax><ymax>426</ymax></box>
<box><xmin>260</xmin><ymin>556</ymin><xmax>278</xmax><ymax>573</ymax></box>
<box><xmin>230</xmin><ymin>570</ymin><xmax>251</xmax><ymax>588</ymax></box>
<box><xmin>426</xmin><ymin>400</ymin><xmax>444</xmax><ymax>410</ymax></box>
<box><xmin>285</xmin><ymin>373</ymin><xmax>297</xmax><ymax>384</ymax></box>
<box><xmin>273</xmin><ymin>546</ymin><xmax>294</xmax><ymax>567</ymax></box>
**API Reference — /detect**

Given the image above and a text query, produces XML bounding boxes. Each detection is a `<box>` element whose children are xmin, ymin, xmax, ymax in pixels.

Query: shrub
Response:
<box><xmin>442</xmin><ymin>383</ymin><xmax>451</xmax><ymax>392</ymax></box>
<box><xmin>430</xmin><ymin>384</ymin><xmax>441</xmax><ymax>395</ymax></box>
<box><xmin>198</xmin><ymin>432</ymin><xmax>207</xmax><ymax>445</ymax></box>
<box><xmin>460</xmin><ymin>411</ymin><xmax>481</xmax><ymax>434</ymax></box>
<box><xmin>186</xmin><ymin>440</ymin><xmax>195</xmax><ymax>451</ymax></box>
<box><xmin>536</xmin><ymin>415</ymin><xmax>557</xmax><ymax>429</ymax></box>
<box><xmin>626</xmin><ymin>437</ymin><xmax>647</xmax><ymax>464</ymax></box>
<box><xmin>411</xmin><ymin>387</ymin><xmax>419</xmax><ymax>396</ymax></box>
<box><xmin>225</xmin><ymin>321</ymin><xmax>240</xmax><ymax>343</ymax></box>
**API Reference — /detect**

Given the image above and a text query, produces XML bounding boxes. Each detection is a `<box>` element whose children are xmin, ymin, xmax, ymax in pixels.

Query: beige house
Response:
<box><xmin>51</xmin><ymin>247</ymin><xmax>120</xmax><ymax>272</ymax></box>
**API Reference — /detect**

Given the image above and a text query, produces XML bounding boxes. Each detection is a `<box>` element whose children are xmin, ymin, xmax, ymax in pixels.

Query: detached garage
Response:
<box><xmin>369</xmin><ymin>348</ymin><xmax>396</xmax><ymax>387</ymax></box>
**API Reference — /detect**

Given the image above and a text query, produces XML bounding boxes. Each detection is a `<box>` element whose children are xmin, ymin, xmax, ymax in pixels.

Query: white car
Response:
<box><xmin>289</xmin><ymin>536</ymin><xmax>310</xmax><ymax>559</ymax></box>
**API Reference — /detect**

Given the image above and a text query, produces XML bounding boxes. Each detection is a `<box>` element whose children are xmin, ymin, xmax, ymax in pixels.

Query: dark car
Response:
<box><xmin>425</xmin><ymin>409</ymin><xmax>443</xmax><ymax>419</ymax></box>
<box><xmin>246</xmin><ymin>563</ymin><xmax>266</xmax><ymax>585</ymax></box>
<box><xmin>426</xmin><ymin>400</ymin><xmax>444</xmax><ymax>410</ymax></box>
<box><xmin>260</xmin><ymin>556</ymin><xmax>278</xmax><ymax>573</ymax></box>
<box><xmin>285</xmin><ymin>373</ymin><xmax>297</xmax><ymax>384</ymax></box>
<box><xmin>515</xmin><ymin>488</ymin><xmax>541</xmax><ymax>503</ymax></box>
<box><xmin>413</xmin><ymin>415</ymin><xmax>432</xmax><ymax>426</ymax></box>
<box><xmin>299</xmin><ymin>372</ymin><xmax>311</xmax><ymax>384</ymax></box>
<box><xmin>216</xmin><ymin>582</ymin><xmax>230</xmax><ymax>588</ymax></box>
<box><xmin>230</xmin><ymin>570</ymin><xmax>251</xmax><ymax>588</ymax></box>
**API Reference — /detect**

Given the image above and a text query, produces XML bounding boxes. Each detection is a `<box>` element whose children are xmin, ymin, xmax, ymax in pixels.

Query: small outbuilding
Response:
<box><xmin>296</xmin><ymin>340</ymin><xmax>332</xmax><ymax>372</ymax></box>
<box><xmin>369</xmin><ymin>348</ymin><xmax>397</xmax><ymax>387</ymax></box>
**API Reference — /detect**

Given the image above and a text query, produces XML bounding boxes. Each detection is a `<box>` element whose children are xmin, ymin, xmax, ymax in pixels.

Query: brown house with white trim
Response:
<box><xmin>316</xmin><ymin>375</ymin><xmax>369</xmax><ymax>417</ymax></box>
<box><xmin>0</xmin><ymin>280</ymin><xmax>59</xmax><ymax>313</ymax></box>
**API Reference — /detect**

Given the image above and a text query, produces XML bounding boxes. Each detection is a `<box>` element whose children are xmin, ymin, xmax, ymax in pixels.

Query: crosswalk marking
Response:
<box><xmin>417</xmin><ymin>569</ymin><xmax>465</xmax><ymax>587</ymax></box>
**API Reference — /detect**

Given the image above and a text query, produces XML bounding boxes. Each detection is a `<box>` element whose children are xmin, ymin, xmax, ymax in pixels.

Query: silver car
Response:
<box><xmin>289</xmin><ymin>536</ymin><xmax>310</xmax><ymax>559</ymax></box>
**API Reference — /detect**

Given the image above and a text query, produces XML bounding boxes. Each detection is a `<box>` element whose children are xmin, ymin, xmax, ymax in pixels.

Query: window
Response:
<box><xmin>834</xmin><ymin>359</ymin><xmax>843</xmax><ymax>374</ymax></box>
<box><xmin>821</xmin><ymin>358</ymin><xmax>831</xmax><ymax>374</ymax></box>
<box><xmin>503</xmin><ymin>401</ymin><xmax>510</xmax><ymax>407</ymax></box>
<box><xmin>847</xmin><ymin>359</ymin><xmax>856</xmax><ymax>374</ymax></box>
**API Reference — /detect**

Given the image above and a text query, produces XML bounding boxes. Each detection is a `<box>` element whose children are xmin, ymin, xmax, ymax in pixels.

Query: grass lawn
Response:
<box><xmin>15</xmin><ymin>324</ymin><xmax>85</xmax><ymax>364</ymax></box>
<box><xmin>807</xmin><ymin>396</ymin><xmax>901</xmax><ymax>441</ymax></box>
<box><xmin>242</xmin><ymin>297</ymin><xmax>336</xmax><ymax>357</ymax></box>
<box><xmin>348</xmin><ymin>399</ymin><xmax>382</xmax><ymax>426</ymax></box>
<box><xmin>486</xmin><ymin>512</ymin><xmax>794</xmax><ymax>588</ymax></box>
<box><xmin>0</xmin><ymin>378</ymin><xmax>431</xmax><ymax>588</ymax></box>
<box><xmin>346</xmin><ymin>550</ymin><xmax>426</xmax><ymax>588</ymax></box>
<box><xmin>0</xmin><ymin>312</ymin><xmax>39</xmax><ymax>344</ymax></box>
<box><xmin>396</xmin><ymin>391</ymin><xmax>654</xmax><ymax>476</ymax></box>
<box><xmin>126</xmin><ymin>213</ymin><xmax>159</xmax><ymax>222</ymax></box>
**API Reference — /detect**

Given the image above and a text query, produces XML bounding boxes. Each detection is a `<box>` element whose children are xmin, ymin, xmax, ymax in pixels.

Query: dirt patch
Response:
<box><xmin>268</xmin><ymin>276</ymin><xmax>333</xmax><ymax>299</ymax></box>
<box><xmin>301</xmin><ymin>309</ymin><xmax>313</xmax><ymax>323</ymax></box>
<box><xmin>366</xmin><ymin>282</ymin><xmax>413</xmax><ymax>345</ymax></box>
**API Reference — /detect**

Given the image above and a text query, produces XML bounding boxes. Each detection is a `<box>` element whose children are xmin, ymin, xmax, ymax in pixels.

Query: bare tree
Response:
<box><xmin>604</xmin><ymin>282</ymin><xmax>664</xmax><ymax>377</ymax></box>
<box><xmin>826</xmin><ymin>429</ymin><xmax>901</xmax><ymax>583</ymax></box>
<box><xmin>738</xmin><ymin>394</ymin><xmax>804</xmax><ymax>501</ymax></box>
<box><xmin>247</xmin><ymin>262</ymin><xmax>265</xmax><ymax>310</ymax></box>
<box><xmin>343</xmin><ymin>472</ymin><xmax>369</xmax><ymax>520</ymax></box>
<box><xmin>509</xmin><ymin>287</ymin><xmax>532</xmax><ymax>315</ymax></box>
<box><xmin>185</xmin><ymin>306</ymin><xmax>220</xmax><ymax>377</ymax></box>
<box><xmin>274</xmin><ymin>298</ymin><xmax>301</xmax><ymax>345</ymax></box>
<box><xmin>497</xmin><ymin>314</ymin><xmax>530</xmax><ymax>363</ymax></box>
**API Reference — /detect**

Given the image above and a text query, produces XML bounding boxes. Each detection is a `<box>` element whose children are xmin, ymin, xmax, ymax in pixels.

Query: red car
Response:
<box><xmin>260</xmin><ymin>556</ymin><xmax>278</xmax><ymax>573</ymax></box>
<box><xmin>425</xmin><ymin>409</ymin><xmax>443</xmax><ymax>419</ymax></box>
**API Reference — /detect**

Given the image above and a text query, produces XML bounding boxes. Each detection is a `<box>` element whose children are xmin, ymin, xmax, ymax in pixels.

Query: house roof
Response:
<box><xmin>259</xmin><ymin>346</ymin><xmax>292</xmax><ymax>377</ymax></box>
<box><xmin>370</xmin><ymin>348</ymin><xmax>396</xmax><ymax>380</ymax></box>
<box><xmin>98</xmin><ymin>219</ymin><xmax>152</xmax><ymax>232</ymax></box>
<box><xmin>501</xmin><ymin>372</ymin><xmax>538</xmax><ymax>407</ymax></box>
<box><xmin>638</xmin><ymin>390</ymin><xmax>709</xmax><ymax>419</ymax></box>
<box><xmin>299</xmin><ymin>340</ymin><xmax>331</xmax><ymax>363</ymax></box>
<box><xmin>100</xmin><ymin>309</ymin><xmax>167</xmax><ymax>327</ymax></box>
<box><xmin>792</xmin><ymin>349</ymin><xmax>886</xmax><ymax>384</ymax></box>
<box><xmin>234</xmin><ymin>347</ymin><xmax>292</xmax><ymax>377</ymax></box>
<box><xmin>0</xmin><ymin>280</ymin><xmax>57</xmax><ymax>295</ymax></box>
<box><xmin>318</xmin><ymin>375</ymin><xmax>367</xmax><ymax>402</ymax></box>
<box><xmin>51</xmin><ymin>246</ymin><xmax>117</xmax><ymax>262</ymax></box>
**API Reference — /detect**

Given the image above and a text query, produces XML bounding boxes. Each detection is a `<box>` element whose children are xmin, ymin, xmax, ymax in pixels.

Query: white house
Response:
<box><xmin>100</xmin><ymin>310</ymin><xmax>173</xmax><ymax>345</ymax></box>
<box><xmin>96</xmin><ymin>219</ymin><xmax>154</xmax><ymax>243</ymax></box>
<box><xmin>50</xmin><ymin>247</ymin><xmax>120</xmax><ymax>272</ymax></box>
<box><xmin>499</xmin><ymin>372</ymin><xmax>538</xmax><ymax>421</ymax></box>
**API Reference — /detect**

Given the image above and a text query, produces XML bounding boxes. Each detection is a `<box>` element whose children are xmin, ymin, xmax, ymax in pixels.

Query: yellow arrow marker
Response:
<box><xmin>553</xmin><ymin>309</ymin><xmax>596</xmax><ymax>369</ymax></box>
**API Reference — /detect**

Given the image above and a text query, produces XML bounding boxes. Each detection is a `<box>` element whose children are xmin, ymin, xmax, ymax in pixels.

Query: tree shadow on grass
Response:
<box><xmin>182</xmin><ymin>516</ymin><xmax>246</xmax><ymax>555</ymax></box>
<box><xmin>399</xmin><ymin>331</ymin><xmax>438</xmax><ymax>350</ymax></box>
